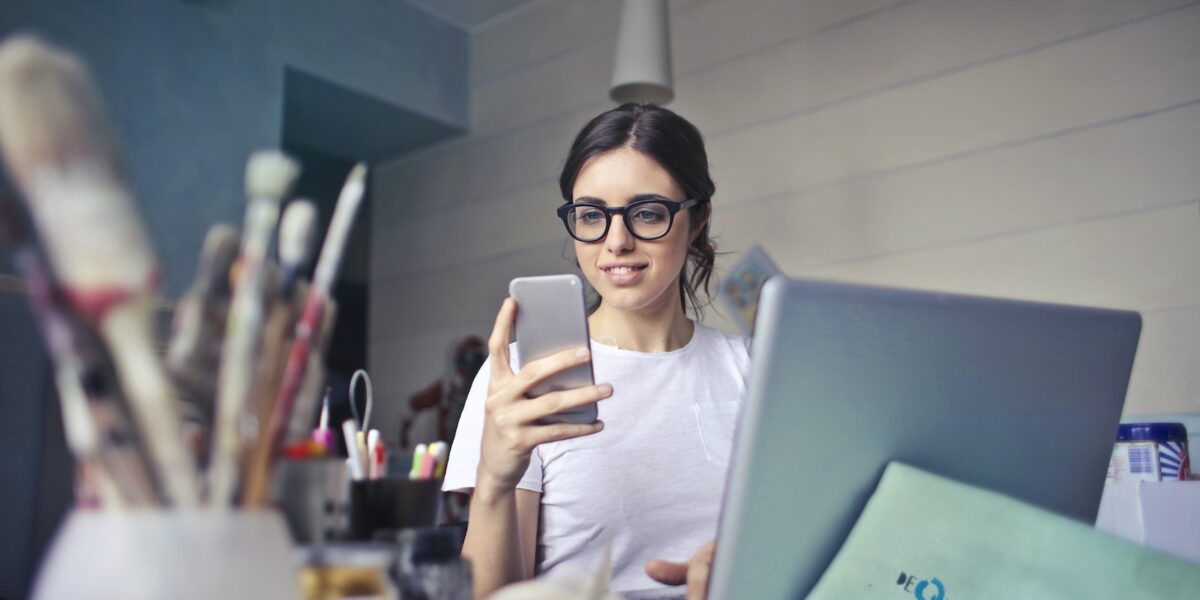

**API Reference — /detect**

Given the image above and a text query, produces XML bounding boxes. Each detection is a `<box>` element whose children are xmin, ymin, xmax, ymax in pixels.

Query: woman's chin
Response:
<box><xmin>593</xmin><ymin>285</ymin><xmax>673</xmax><ymax>315</ymax></box>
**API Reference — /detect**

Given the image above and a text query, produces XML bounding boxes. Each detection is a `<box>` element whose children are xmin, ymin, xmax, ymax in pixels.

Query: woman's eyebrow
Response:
<box><xmin>573</xmin><ymin>193</ymin><xmax>672</xmax><ymax>205</ymax></box>
<box><xmin>629</xmin><ymin>193</ymin><xmax>672</xmax><ymax>202</ymax></box>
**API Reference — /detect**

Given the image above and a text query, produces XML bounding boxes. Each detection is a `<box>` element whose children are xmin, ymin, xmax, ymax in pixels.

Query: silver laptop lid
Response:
<box><xmin>709</xmin><ymin>277</ymin><xmax>1141</xmax><ymax>599</ymax></box>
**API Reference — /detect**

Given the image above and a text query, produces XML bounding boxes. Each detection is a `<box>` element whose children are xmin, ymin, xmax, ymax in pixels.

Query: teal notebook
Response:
<box><xmin>808</xmin><ymin>462</ymin><xmax>1200</xmax><ymax>599</ymax></box>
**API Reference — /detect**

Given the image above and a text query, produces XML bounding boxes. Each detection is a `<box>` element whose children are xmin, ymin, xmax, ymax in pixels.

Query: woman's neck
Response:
<box><xmin>588</xmin><ymin>297</ymin><xmax>695</xmax><ymax>353</ymax></box>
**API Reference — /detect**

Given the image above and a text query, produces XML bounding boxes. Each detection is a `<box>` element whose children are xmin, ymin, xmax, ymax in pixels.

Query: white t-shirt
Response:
<box><xmin>443</xmin><ymin>323</ymin><xmax>751</xmax><ymax>593</ymax></box>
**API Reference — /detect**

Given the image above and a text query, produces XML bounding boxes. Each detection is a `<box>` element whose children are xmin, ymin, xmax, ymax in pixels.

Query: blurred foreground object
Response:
<box><xmin>0</xmin><ymin>190</ymin><xmax>161</xmax><ymax>508</ymax></box>
<box><xmin>807</xmin><ymin>463</ymin><xmax>1200</xmax><ymax>599</ymax></box>
<box><xmin>297</xmin><ymin>544</ymin><xmax>396</xmax><ymax>600</ymax></box>
<box><xmin>32</xmin><ymin>511</ymin><xmax>300</xmax><ymax>599</ymax></box>
<box><xmin>0</xmin><ymin>33</ymin><xmax>197</xmax><ymax>505</ymax></box>
<box><xmin>393</xmin><ymin>527</ymin><xmax>472</xmax><ymax>600</ymax></box>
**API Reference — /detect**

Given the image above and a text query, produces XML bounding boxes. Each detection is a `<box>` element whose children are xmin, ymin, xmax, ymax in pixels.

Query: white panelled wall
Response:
<box><xmin>370</xmin><ymin>0</ymin><xmax>1200</xmax><ymax>447</ymax></box>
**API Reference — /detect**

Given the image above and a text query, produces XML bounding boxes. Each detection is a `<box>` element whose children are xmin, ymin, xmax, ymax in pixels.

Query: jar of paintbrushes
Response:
<box><xmin>0</xmin><ymin>34</ymin><xmax>372</xmax><ymax>599</ymax></box>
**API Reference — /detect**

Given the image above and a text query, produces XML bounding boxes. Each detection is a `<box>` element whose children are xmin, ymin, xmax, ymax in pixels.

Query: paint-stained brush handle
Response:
<box><xmin>167</xmin><ymin>224</ymin><xmax>239</xmax><ymax>427</ymax></box>
<box><xmin>1</xmin><ymin>193</ymin><xmax>161</xmax><ymax>507</ymax></box>
<box><xmin>242</xmin><ymin>165</ymin><xmax>366</xmax><ymax>506</ymax></box>
<box><xmin>0</xmin><ymin>35</ymin><xmax>199</xmax><ymax>505</ymax></box>
<box><xmin>208</xmin><ymin>150</ymin><xmax>299</xmax><ymax>507</ymax></box>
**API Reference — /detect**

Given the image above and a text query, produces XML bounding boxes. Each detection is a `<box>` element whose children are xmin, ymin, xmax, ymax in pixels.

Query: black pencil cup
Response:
<box><xmin>348</xmin><ymin>477</ymin><xmax>441</xmax><ymax>541</ymax></box>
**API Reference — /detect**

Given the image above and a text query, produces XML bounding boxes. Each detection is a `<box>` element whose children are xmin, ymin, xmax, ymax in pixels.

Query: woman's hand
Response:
<box><xmin>475</xmin><ymin>298</ymin><xmax>610</xmax><ymax>493</ymax></box>
<box><xmin>645</xmin><ymin>540</ymin><xmax>717</xmax><ymax>600</ymax></box>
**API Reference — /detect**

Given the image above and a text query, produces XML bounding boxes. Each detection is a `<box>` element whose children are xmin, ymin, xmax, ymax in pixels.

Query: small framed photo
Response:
<box><xmin>717</xmin><ymin>245</ymin><xmax>781</xmax><ymax>336</ymax></box>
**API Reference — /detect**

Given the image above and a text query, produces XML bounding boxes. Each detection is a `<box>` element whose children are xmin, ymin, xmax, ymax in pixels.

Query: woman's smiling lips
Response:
<box><xmin>598</xmin><ymin>262</ymin><xmax>648</xmax><ymax>286</ymax></box>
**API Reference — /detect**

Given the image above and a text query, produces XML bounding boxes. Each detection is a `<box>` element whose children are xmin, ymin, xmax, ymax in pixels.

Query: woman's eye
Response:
<box><xmin>577</xmin><ymin>209</ymin><xmax>604</xmax><ymax>223</ymax></box>
<box><xmin>634</xmin><ymin>209</ymin><xmax>664</xmax><ymax>222</ymax></box>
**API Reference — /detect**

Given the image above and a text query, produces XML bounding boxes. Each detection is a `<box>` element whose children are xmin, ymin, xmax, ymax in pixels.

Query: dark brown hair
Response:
<box><xmin>559</xmin><ymin>103</ymin><xmax>717</xmax><ymax>318</ymax></box>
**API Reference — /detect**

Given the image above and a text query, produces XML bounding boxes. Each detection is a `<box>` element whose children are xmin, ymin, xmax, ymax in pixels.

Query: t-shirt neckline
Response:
<box><xmin>589</xmin><ymin>321</ymin><xmax>704</xmax><ymax>358</ymax></box>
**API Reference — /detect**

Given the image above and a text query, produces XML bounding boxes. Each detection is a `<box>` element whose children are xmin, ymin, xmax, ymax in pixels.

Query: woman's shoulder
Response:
<box><xmin>695</xmin><ymin>321</ymin><xmax>748</xmax><ymax>345</ymax></box>
<box><xmin>694</xmin><ymin>322</ymin><xmax>751</xmax><ymax>362</ymax></box>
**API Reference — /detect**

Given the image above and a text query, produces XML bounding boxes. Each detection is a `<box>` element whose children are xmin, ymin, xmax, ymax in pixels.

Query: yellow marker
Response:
<box><xmin>409</xmin><ymin>443</ymin><xmax>427</xmax><ymax>480</ymax></box>
<box><xmin>432</xmin><ymin>442</ymin><xmax>449</xmax><ymax>479</ymax></box>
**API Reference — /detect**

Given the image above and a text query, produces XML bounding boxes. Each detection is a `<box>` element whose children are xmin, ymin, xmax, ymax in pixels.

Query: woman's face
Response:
<box><xmin>570</xmin><ymin>146</ymin><xmax>700</xmax><ymax>315</ymax></box>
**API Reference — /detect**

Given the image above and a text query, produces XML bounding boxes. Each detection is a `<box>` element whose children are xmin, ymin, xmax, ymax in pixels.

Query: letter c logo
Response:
<box><xmin>914</xmin><ymin>578</ymin><xmax>945</xmax><ymax>600</ymax></box>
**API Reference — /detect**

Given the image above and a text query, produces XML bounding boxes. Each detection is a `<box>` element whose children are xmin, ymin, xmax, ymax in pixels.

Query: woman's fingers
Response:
<box><xmin>644</xmin><ymin>559</ymin><xmax>689</xmax><ymax>586</ymax></box>
<box><xmin>510</xmin><ymin>383</ymin><xmax>611</xmax><ymax>424</ymax></box>
<box><xmin>479</xmin><ymin>298</ymin><xmax>603</xmax><ymax>485</ymax></box>
<box><xmin>685</xmin><ymin>542</ymin><xmax>716</xmax><ymax>600</ymax></box>
<box><xmin>525</xmin><ymin>420</ymin><xmax>605</xmax><ymax>446</ymax></box>
<box><xmin>502</xmin><ymin>346</ymin><xmax>591</xmax><ymax>399</ymax></box>
<box><xmin>686</xmin><ymin>565</ymin><xmax>709</xmax><ymax>600</ymax></box>
<box><xmin>487</xmin><ymin>298</ymin><xmax>517</xmax><ymax>387</ymax></box>
<box><xmin>645</xmin><ymin>541</ymin><xmax>717</xmax><ymax>600</ymax></box>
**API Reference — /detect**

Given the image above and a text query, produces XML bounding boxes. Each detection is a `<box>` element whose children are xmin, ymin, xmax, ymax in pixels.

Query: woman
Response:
<box><xmin>443</xmin><ymin>103</ymin><xmax>750</xmax><ymax>599</ymax></box>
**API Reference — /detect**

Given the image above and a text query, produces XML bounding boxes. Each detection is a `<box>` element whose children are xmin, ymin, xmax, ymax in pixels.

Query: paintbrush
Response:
<box><xmin>273</xmin><ymin>165</ymin><xmax>366</xmax><ymax>434</ymax></box>
<box><xmin>207</xmin><ymin>149</ymin><xmax>299</xmax><ymax>507</ymax></box>
<box><xmin>238</xmin><ymin>200</ymin><xmax>319</xmax><ymax>505</ymax></box>
<box><xmin>167</xmin><ymin>224</ymin><xmax>239</xmax><ymax>429</ymax></box>
<box><xmin>1</xmin><ymin>192</ymin><xmax>161</xmax><ymax>507</ymax></box>
<box><xmin>239</xmin><ymin>295</ymin><xmax>337</xmax><ymax>505</ymax></box>
<box><xmin>243</xmin><ymin>164</ymin><xmax>366</xmax><ymax>506</ymax></box>
<box><xmin>273</xmin><ymin>200</ymin><xmax>329</xmax><ymax>444</ymax></box>
<box><xmin>249</xmin><ymin>200</ymin><xmax>317</xmax><ymax>427</ymax></box>
<box><xmin>0</xmin><ymin>35</ymin><xmax>198</xmax><ymax>505</ymax></box>
<box><xmin>285</xmin><ymin>298</ymin><xmax>337</xmax><ymax>445</ymax></box>
<box><xmin>277</xmin><ymin>199</ymin><xmax>317</xmax><ymax>295</ymax></box>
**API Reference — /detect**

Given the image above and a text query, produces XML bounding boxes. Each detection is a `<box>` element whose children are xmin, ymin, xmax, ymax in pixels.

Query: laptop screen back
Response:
<box><xmin>709</xmin><ymin>278</ymin><xmax>1141</xmax><ymax>599</ymax></box>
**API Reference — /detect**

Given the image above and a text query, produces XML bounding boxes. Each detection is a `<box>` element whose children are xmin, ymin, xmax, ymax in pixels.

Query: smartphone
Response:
<box><xmin>508</xmin><ymin>274</ymin><xmax>597</xmax><ymax>424</ymax></box>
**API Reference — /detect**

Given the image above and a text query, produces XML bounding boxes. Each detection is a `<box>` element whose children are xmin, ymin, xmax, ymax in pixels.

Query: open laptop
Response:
<box><xmin>708</xmin><ymin>277</ymin><xmax>1142</xmax><ymax>599</ymax></box>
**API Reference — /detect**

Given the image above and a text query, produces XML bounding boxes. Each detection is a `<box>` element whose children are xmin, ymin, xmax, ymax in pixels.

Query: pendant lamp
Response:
<box><xmin>609</xmin><ymin>0</ymin><xmax>674</xmax><ymax>104</ymax></box>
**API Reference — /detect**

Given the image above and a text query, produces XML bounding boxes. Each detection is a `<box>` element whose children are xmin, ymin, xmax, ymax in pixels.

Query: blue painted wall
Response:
<box><xmin>0</xmin><ymin>0</ymin><xmax>466</xmax><ymax>293</ymax></box>
<box><xmin>0</xmin><ymin>2</ymin><xmax>467</xmax><ymax>597</ymax></box>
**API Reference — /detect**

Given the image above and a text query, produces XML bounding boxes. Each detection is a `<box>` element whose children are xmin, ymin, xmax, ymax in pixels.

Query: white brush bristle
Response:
<box><xmin>278</xmin><ymin>199</ymin><xmax>317</xmax><ymax>267</ymax></box>
<box><xmin>0</xmin><ymin>35</ymin><xmax>159</xmax><ymax>291</ymax></box>
<box><xmin>244</xmin><ymin>150</ymin><xmax>299</xmax><ymax>202</ymax></box>
<box><xmin>0</xmin><ymin>35</ymin><xmax>118</xmax><ymax>184</ymax></box>
<box><xmin>198</xmin><ymin>224</ymin><xmax>240</xmax><ymax>285</ymax></box>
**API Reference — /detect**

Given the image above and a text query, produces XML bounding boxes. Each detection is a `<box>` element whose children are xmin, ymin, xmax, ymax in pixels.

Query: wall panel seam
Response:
<box><xmin>391</xmin><ymin>1</ymin><xmax>1200</xmax><ymax>222</ymax></box>
<box><xmin>377</xmin><ymin>98</ymin><xmax>1200</xmax><ymax>280</ymax></box>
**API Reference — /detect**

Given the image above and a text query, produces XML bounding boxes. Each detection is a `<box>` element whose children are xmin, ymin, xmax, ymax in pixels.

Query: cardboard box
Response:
<box><xmin>1096</xmin><ymin>479</ymin><xmax>1200</xmax><ymax>566</ymax></box>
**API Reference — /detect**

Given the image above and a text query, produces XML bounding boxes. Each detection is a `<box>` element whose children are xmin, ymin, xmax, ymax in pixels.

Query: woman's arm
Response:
<box><xmin>462</xmin><ymin>487</ymin><xmax>540</xmax><ymax>598</ymax></box>
<box><xmin>460</xmin><ymin>298</ymin><xmax>610</xmax><ymax>598</ymax></box>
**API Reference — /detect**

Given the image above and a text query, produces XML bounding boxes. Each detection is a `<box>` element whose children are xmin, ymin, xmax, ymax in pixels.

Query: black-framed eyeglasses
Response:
<box><xmin>556</xmin><ymin>198</ymin><xmax>702</xmax><ymax>242</ymax></box>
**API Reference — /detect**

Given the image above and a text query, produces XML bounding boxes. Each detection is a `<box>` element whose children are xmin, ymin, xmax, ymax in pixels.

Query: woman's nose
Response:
<box><xmin>605</xmin><ymin>214</ymin><xmax>635</xmax><ymax>253</ymax></box>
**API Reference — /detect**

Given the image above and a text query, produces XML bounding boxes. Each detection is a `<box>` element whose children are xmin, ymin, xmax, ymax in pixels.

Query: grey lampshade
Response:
<box><xmin>610</xmin><ymin>0</ymin><xmax>673</xmax><ymax>104</ymax></box>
